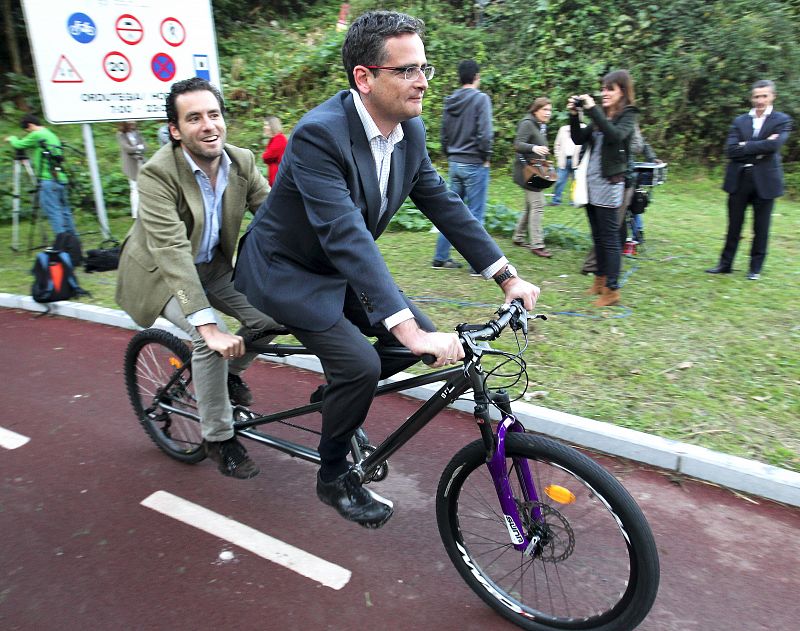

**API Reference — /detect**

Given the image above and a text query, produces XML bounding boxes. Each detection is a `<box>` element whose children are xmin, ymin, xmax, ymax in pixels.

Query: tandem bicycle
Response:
<box><xmin>123</xmin><ymin>300</ymin><xmax>659</xmax><ymax>631</ymax></box>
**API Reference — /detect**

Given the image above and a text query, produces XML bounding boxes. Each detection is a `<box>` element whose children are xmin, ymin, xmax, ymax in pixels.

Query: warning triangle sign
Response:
<box><xmin>51</xmin><ymin>55</ymin><xmax>83</xmax><ymax>83</ymax></box>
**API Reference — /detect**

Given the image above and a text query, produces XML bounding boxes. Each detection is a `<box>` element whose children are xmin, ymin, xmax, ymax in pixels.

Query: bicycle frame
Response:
<box><xmin>149</xmin><ymin>310</ymin><xmax>541</xmax><ymax>553</ymax></box>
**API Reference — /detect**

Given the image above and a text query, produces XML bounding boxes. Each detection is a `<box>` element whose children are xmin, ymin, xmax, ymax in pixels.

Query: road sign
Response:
<box><xmin>104</xmin><ymin>51</ymin><xmax>132</xmax><ymax>82</ymax></box>
<box><xmin>116</xmin><ymin>14</ymin><xmax>144</xmax><ymax>45</ymax></box>
<box><xmin>52</xmin><ymin>55</ymin><xmax>83</xmax><ymax>83</ymax></box>
<box><xmin>20</xmin><ymin>0</ymin><xmax>220</xmax><ymax>123</ymax></box>
<box><xmin>160</xmin><ymin>17</ymin><xmax>186</xmax><ymax>47</ymax></box>
<box><xmin>67</xmin><ymin>12</ymin><xmax>96</xmax><ymax>44</ymax></box>
<box><xmin>151</xmin><ymin>53</ymin><xmax>176</xmax><ymax>82</ymax></box>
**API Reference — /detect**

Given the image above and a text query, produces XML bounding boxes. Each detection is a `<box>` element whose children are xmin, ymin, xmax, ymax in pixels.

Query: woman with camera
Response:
<box><xmin>570</xmin><ymin>70</ymin><xmax>638</xmax><ymax>306</ymax></box>
<box><xmin>512</xmin><ymin>97</ymin><xmax>554</xmax><ymax>258</ymax></box>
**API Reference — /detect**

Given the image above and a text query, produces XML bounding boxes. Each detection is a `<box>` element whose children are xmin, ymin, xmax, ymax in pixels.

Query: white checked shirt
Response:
<box><xmin>350</xmin><ymin>89</ymin><xmax>404</xmax><ymax>218</ymax></box>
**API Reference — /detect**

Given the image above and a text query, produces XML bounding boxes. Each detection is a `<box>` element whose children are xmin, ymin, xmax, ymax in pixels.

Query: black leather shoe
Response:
<box><xmin>705</xmin><ymin>265</ymin><xmax>732</xmax><ymax>274</ymax></box>
<box><xmin>227</xmin><ymin>374</ymin><xmax>253</xmax><ymax>407</ymax></box>
<box><xmin>747</xmin><ymin>272</ymin><xmax>760</xmax><ymax>281</ymax></box>
<box><xmin>316</xmin><ymin>471</ymin><xmax>393</xmax><ymax>528</ymax></box>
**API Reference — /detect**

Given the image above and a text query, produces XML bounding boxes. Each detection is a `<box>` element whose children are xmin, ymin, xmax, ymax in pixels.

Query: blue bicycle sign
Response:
<box><xmin>67</xmin><ymin>12</ymin><xmax>96</xmax><ymax>44</ymax></box>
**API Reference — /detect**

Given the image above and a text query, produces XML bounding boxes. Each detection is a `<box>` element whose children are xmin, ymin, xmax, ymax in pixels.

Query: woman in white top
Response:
<box><xmin>116</xmin><ymin>121</ymin><xmax>147</xmax><ymax>218</ymax></box>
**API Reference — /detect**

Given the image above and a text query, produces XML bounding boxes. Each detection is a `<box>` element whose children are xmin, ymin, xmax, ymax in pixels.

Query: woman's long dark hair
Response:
<box><xmin>602</xmin><ymin>69</ymin><xmax>635</xmax><ymax>118</ymax></box>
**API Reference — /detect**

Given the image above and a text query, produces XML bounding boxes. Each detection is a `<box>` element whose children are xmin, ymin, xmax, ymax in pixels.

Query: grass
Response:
<box><xmin>0</xmin><ymin>169</ymin><xmax>798</xmax><ymax>471</ymax></box>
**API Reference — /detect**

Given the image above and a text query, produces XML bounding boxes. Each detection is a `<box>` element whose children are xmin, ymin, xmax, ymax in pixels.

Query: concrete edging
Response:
<box><xmin>2</xmin><ymin>292</ymin><xmax>798</xmax><ymax>508</ymax></box>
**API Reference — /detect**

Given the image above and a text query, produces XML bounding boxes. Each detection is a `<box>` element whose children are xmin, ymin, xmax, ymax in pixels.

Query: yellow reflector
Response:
<box><xmin>168</xmin><ymin>356</ymin><xmax>183</xmax><ymax>369</ymax></box>
<box><xmin>544</xmin><ymin>485</ymin><xmax>576</xmax><ymax>504</ymax></box>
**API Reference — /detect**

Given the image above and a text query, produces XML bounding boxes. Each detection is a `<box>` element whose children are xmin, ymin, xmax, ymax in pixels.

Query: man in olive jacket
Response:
<box><xmin>116</xmin><ymin>78</ymin><xmax>279</xmax><ymax>479</ymax></box>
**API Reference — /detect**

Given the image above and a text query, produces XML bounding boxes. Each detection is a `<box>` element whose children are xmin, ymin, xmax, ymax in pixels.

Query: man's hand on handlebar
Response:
<box><xmin>197</xmin><ymin>324</ymin><xmax>245</xmax><ymax>359</ymax></box>
<box><xmin>390</xmin><ymin>319</ymin><xmax>464</xmax><ymax>368</ymax></box>
<box><xmin>499</xmin><ymin>276</ymin><xmax>541</xmax><ymax>311</ymax></box>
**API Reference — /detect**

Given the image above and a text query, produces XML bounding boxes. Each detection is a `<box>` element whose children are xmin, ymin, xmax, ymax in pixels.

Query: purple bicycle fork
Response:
<box><xmin>486</xmin><ymin>414</ymin><xmax>542</xmax><ymax>553</ymax></box>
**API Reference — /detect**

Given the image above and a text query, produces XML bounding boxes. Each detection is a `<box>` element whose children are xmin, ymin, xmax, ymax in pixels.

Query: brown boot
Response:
<box><xmin>594</xmin><ymin>287</ymin><xmax>621</xmax><ymax>307</ymax></box>
<box><xmin>585</xmin><ymin>275</ymin><xmax>606</xmax><ymax>295</ymax></box>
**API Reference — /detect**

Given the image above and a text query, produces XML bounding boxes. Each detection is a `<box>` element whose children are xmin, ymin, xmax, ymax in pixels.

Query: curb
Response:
<box><xmin>2</xmin><ymin>292</ymin><xmax>798</xmax><ymax>508</ymax></box>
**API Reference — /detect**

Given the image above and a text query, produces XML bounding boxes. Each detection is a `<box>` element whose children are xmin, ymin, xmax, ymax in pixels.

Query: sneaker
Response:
<box><xmin>468</xmin><ymin>268</ymin><xmax>482</xmax><ymax>277</ymax></box>
<box><xmin>227</xmin><ymin>373</ymin><xmax>253</xmax><ymax>407</ymax></box>
<box><xmin>431</xmin><ymin>259</ymin><xmax>463</xmax><ymax>269</ymax></box>
<box><xmin>205</xmin><ymin>437</ymin><xmax>260</xmax><ymax>479</ymax></box>
<box><xmin>747</xmin><ymin>272</ymin><xmax>760</xmax><ymax>281</ymax></box>
<box><xmin>316</xmin><ymin>470</ymin><xmax>393</xmax><ymax>528</ymax></box>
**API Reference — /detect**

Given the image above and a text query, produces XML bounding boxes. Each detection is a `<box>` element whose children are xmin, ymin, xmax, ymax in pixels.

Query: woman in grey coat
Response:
<box><xmin>512</xmin><ymin>97</ymin><xmax>553</xmax><ymax>257</ymax></box>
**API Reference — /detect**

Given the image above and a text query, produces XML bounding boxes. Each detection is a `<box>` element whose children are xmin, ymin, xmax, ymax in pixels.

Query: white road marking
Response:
<box><xmin>0</xmin><ymin>426</ymin><xmax>30</xmax><ymax>449</ymax></box>
<box><xmin>141</xmin><ymin>490</ymin><xmax>351</xmax><ymax>589</ymax></box>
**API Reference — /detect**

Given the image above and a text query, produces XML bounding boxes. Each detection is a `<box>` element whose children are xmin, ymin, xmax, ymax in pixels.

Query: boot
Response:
<box><xmin>585</xmin><ymin>275</ymin><xmax>606</xmax><ymax>295</ymax></box>
<box><xmin>594</xmin><ymin>287</ymin><xmax>621</xmax><ymax>307</ymax></box>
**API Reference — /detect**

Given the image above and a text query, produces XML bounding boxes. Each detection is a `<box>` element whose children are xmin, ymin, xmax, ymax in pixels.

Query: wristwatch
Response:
<box><xmin>494</xmin><ymin>264</ymin><xmax>517</xmax><ymax>286</ymax></box>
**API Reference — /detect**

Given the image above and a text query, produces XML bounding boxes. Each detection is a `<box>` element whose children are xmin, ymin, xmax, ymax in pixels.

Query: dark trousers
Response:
<box><xmin>582</xmin><ymin>186</ymin><xmax>634</xmax><ymax>274</ymax></box>
<box><xmin>720</xmin><ymin>168</ymin><xmax>774</xmax><ymax>273</ymax></box>
<box><xmin>287</xmin><ymin>289</ymin><xmax>435</xmax><ymax>478</ymax></box>
<box><xmin>585</xmin><ymin>203</ymin><xmax>622</xmax><ymax>289</ymax></box>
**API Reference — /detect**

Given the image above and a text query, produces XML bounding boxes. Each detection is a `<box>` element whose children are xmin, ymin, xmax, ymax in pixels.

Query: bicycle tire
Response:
<box><xmin>437</xmin><ymin>433</ymin><xmax>659</xmax><ymax>630</ymax></box>
<box><xmin>124</xmin><ymin>328</ymin><xmax>205</xmax><ymax>464</ymax></box>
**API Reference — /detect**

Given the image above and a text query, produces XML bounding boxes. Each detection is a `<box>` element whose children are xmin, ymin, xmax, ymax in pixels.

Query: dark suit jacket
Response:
<box><xmin>235</xmin><ymin>90</ymin><xmax>504</xmax><ymax>332</ymax></box>
<box><xmin>723</xmin><ymin>109</ymin><xmax>792</xmax><ymax>199</ymax></box>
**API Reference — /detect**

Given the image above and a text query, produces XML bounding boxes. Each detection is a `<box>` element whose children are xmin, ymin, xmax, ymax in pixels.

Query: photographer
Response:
<box><xmin>569</xmin><ymin>70</ymin><xmax>638</xmax><ymax>306</ymax></box>
<box><xmin>7</xmin><ymin>114</ymin><xmax>76</xmax><ymax>236</ymax></box>
<box><xmin>117</xmin><ymin>121</ymin><xmax>147</xmax><ymax>218</ymax></box>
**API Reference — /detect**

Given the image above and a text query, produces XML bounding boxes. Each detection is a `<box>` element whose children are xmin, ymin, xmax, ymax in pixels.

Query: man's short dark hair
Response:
<box><xmin>458</xmin><ymin>60</ymin><xmax>479</xmax><ymax>85</ymax></box>
<box><xmin>20</xmin><ymin>113</ymin><xmax>41</xmax><ymax>129</ymax></box>
<box><xmin>341</xmin><ymin>10</ymin><xmax>425</xmax><ymax>90</ymax></box>
<box><xmin>752</xmin><ymin>79</ymin><xmax>776</xmax><ymax>94</ymax></box>
<box><xmin>165</xmin><ymin>77</ymin><xmax>225</xmax><ymax>145</ymax></box>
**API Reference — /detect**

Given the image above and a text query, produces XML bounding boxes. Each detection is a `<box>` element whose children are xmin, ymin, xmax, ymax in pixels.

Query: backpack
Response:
<box><xmin>53</xmin><ymin>232</ymin><xmax>84</xmax><ymax>268</ymax></box>
<box><xmin>31</xmin><ymin>249</ymin><xmax>87</xmax><ymax>303</ymax></box>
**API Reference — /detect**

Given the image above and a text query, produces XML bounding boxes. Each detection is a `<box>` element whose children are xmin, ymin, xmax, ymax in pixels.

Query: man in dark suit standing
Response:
<box><xmin>707</xmin><ymin>80</ymin><xmax>791</xmax><ymax>280</ymax></box>
<box><xmin>235</xmin><ymin>10</ymin><xmax>540</xmax><ymax>528</ymax></box>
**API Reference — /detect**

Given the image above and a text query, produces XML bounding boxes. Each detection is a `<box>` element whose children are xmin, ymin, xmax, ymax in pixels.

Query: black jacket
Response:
<box><xmin>571</xmin><ymin>105</ymin><xmax>638</xmax><ymax>178</ymax></box>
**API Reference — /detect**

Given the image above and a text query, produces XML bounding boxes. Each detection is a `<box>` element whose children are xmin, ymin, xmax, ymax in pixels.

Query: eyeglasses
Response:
<box><xmin>365</xmin><ymin>65</ymin><xmax>435</xmax><ymax>81</ymax></box>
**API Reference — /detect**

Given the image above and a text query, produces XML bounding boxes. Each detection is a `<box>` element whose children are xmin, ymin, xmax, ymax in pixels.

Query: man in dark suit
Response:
<box><xmin>707</xmin><ymin>80</ymin><xmax>791</xmax><ymax>280</ymax></box>
<box><xmin>235</xmin><ymin>10</ymin><xmax>540</xmax><ymax>528</ymax></box>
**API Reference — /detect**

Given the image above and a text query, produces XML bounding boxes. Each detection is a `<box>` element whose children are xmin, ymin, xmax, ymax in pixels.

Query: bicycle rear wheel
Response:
<box><xmin>124</xmin><ymin>329</ymin><xmax>205</xmax><ymax>463</ymax></box>
<box><xmin>437</xmin><ymin>433</ymin><xmax>659</xmax><ymax>630</ymax></box>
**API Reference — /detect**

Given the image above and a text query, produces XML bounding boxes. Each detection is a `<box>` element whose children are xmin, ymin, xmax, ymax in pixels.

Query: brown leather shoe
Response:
<box><xmin>594</xmin><ymin>287</ymin><xmax>621</xmax><ymax>307</ymax></box>
<box><xmin>531</xmin><ymin>247</ymin><xmax>553</xmax><ymax>258</ymax></box>
<box><xmin>585</xmin><ymin>275</ymin><xmax>606</xmax><ymax>295</ymax></box>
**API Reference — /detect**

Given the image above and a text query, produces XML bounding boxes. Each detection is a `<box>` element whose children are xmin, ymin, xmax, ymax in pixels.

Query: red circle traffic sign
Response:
<box><xmin>103</xmin><ymin>51</ymin><xmax>131</xmax><ymax>82</ymax></box>
<box><xmin>151</xmin><ymin>52</ymin><xmax>176</xmax><ymax>82</ymax></box>
<box><xmin>160</xmin><ymin>17</ymin><xmax>185</xmax><ymax>47</ymax></box>
<box><xmin>116</xmin><ymin>14</ymin><xmax>144</xmax><ymax>45</ymax></box>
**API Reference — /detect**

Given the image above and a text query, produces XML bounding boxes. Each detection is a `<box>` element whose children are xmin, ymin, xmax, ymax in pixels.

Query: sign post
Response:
<box><xmin>20</xmin><ymin>0</ymin><xmax>222</xmax><ymax>237</ymax></box>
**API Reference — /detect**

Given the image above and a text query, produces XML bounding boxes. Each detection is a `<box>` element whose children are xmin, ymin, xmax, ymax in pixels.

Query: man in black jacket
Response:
<box><xmin>431</xmin><ymin>59</ymin><xmax>493</xmax><ymax>270</ymax></box>
<box><xmin>706</xmin><ymin>80</ymin><xmax>792</xmax><ymax>280</ymax></box>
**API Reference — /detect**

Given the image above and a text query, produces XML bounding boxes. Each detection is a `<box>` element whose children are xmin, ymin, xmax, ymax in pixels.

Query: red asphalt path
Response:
<box><xmin>1</xmin><ymin>308</ymin><xmax>799</xmax><ymax>630</ymax></box>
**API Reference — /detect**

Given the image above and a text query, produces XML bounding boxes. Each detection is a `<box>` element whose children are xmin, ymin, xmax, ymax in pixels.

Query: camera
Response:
<box><xmin>572</xmin><ymin>97</ymin><xmax>584</xmax><ymax>108</ymax></box>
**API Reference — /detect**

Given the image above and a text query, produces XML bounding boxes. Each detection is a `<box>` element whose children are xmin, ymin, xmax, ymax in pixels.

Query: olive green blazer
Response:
<box><xmin>115</xmin><ymin>142</ymin><xmax>268</xmax><ymax>328</ymax></box>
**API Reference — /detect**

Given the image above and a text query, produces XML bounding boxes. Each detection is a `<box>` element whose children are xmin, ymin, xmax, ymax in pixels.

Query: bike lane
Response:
<box><xmin>1</xmin><ymin>308</ymin><xmax>798</xmax><ymax>631</ymax></box>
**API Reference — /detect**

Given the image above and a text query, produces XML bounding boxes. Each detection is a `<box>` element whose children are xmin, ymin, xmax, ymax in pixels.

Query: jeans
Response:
<box><xmin>434</xmin><ymin>161</ymin><xmax>489</xmax><ymax>262</ymax></box>
<box><xmin>585</xmin><ymin>203</ymin><xmax>622</xmax><ymax>289</ymax></box>
<box><xmin>551</xmin><ymin>157</ymin><xmax>573</xmax><ymax>205</ymax></box>
<box><xmin>39</xmin><ymin>179</ymin><xmax>76</xmax><ymax>235</ymax></box>
<box><xmin>512</xmin><ymin>189</ymin><xmax>545</xmax><ymax>249</ymax></box>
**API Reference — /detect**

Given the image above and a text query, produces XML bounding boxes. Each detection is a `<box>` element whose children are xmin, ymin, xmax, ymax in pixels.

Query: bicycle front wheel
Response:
<box><xmin>124</xmin><ymin>328</ymin><xmax>205</xmax><ymax>463</ymax></box>
<box><xmin>437</xmin><ymin>433</ymin><xmax>659</xmax><ymax>631</ymax></box>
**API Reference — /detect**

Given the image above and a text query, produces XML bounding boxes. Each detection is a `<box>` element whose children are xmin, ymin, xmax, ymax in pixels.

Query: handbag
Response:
<box><xmin>84</xmin><ymin>239</ymin><xmax>121</xmax><ymax>273</ymax></box>
<box><xmin>519</xmin><ymin>156</ymin><xmax>557</xmax><ymax>190</ymax></box>
<box><xmin>572</xmin><ymin>147</ymin><xmax>590</xmax><ymax>206</ymax></box>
